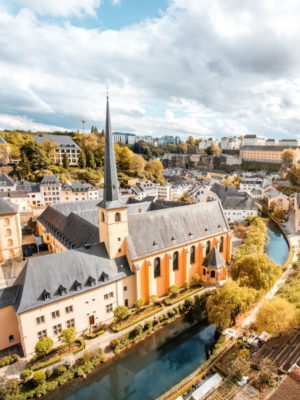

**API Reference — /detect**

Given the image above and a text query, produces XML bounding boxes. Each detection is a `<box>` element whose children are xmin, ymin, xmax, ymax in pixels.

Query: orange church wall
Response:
<box><xmin>140</xmin><ymin>262</ymin><xmax>149</xmax><ymax>302</ymax></box>
<box><xmin>174</xmin><ymin>250</ymin><xmax>185</xmax><ymax>287</ymax></box>
<box><xmin>156</xmin><ymin>254</ymin><xmax>169</xmax><ymax>298</ymax></box>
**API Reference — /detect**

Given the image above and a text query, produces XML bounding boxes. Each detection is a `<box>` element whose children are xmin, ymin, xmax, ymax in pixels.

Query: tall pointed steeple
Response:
<box><xmin>99</xmin><ymin>95</ymin><xmax>123</xmax><ymax>209</ymax></box>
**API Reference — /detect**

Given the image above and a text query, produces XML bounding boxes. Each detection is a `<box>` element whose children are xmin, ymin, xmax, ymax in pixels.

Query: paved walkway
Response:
<box><xmin>0</xmin><ymin>285</ymin><xmax>218</xmax><ymax>378</ymax></box>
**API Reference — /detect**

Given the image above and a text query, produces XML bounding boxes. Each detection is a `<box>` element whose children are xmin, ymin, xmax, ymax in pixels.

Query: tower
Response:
<box><xmin>98</xmin><ymin>95</ymin><xmax>128</xmax><ymax>259</ymax></box>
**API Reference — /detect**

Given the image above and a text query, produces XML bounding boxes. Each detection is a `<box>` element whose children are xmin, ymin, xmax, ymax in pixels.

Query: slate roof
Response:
<box><xmin>0</xmin><ymin>286</ymin><xmax>20</xmax><ymax>309</ymax></box>
<box><xmin>13</xmin><ymin>244</ymin><xmax>133</xmax><ymax>313</ymax></box>
<box><xmin>210</xmin><ymin>183</ymin><xmax>258</xmax><ymax>211</ymax></box>
<box><xmin>41</xmin><ymin>175</ymin><xmax>60</xmax><ymax>185</ymax></box>
<box><xmin>34</xmin><ymin>134</ymin><xmax>80</xmax><ymax>149</ymax></box>
<box><xmin>203</xmin><ymin>247</ymin><xmax>225</xmax><ymax>269</ymax></box>
<box><xmin>0</xmin><ymin>173</ymin><xmax>15</xmax><ymax>187</ymax></box>
<box><xmin>62</xmin><ymin>181</ymin><xmax>96</xmax><ymax>192</ymax></box>
<box><xmin>241</xmin><ymin>145</ymin><xmax>297</xmax><ymax>151</ymax></box>
<box><xmin>0</xmin><ymin>198</ymin><xmax>18</xmax><ymax>215</ymax></box>
<box><xmin>264</xmin><ymin>188</ymin><xmax>284</xmax><ymax>199</ymax></box>
<box><xmin>126</xmin><ymin>201</ymin><xmax>229</xmax><ymax>260</ymax></box>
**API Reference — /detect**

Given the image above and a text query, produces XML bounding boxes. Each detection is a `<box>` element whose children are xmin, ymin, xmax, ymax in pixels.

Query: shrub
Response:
<box><xmin>192</xmin><ymin>274</ymin><xmax>200</xmax><ymax>284</ymax></box>
<box><xmin>20</xmin><ymin>369</ymin><xmax>32</xmax><ymax>382</ymax></box>
<box><xmin>168</xmin><ymin>310</ymin><xmax>176</xmax><ymax>318</ymax></box>
<box><xmin>110</xmin><ymin>339</ymin><xmax>121</xmax><ymax>351</ymax></box>
<box><xmin>53</xmin><ymin>365</ymin><xmax>67</xmax><ymax>376</ymax></box>
<box><xmin>32</xmin><ymin>370</ymin><xmax>46</xmax><ymax>386</ymax></box>
<box><xmin>133</xmin><ymin>298</ymin><xmax>145</xmax><ymax>311</ymax></box>
<box><xmin>183</xmin><ymin>297</ymin><xmax>195</xmax><ymax>311</ymax></box>
<box><xmin>0</xmin><ymin>354</ymin><xmax>20</xmax><ymax>368</ymax></box>
<box><xmin>184</xmin><ymin>280</ymin><xmax>190</xmax><ymax>290</ymax></box>
<box><xmin>168</xmin><ymin>285</ymin><xmax>180</xmax><ymax>297</ymax></box>
<box><xmin>74</xmin><ymin>367</ymin><xmax>85</xmax><ymax>377</ymax></box>
<box><xmin>35</xmin><ymin>337</ymin><xmax>54</xmax><ymax>357</ymax></box>
<box><xmin>144</xmin><ymin>320</ymin><xmax>153</xmax><ymax>331</ymax></box>
<box><xmin>113</xmin><ymin>305</ymin><xmax>129</xmax><ymax>322</ymax></box>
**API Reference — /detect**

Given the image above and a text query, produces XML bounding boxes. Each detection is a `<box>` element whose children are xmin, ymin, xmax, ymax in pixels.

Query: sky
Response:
<box><xmin>1</xmin><ymin>0</ymin><xmax>300</xmax><ymax>139</ymax></box>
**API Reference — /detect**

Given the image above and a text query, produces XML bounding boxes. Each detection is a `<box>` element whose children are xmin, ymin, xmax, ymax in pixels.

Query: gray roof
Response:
<box><xmin>241</xmin><ymin>145</ymin><xmax>298</xmax><ymax>151</ymax></box>
<box><xmin>0</xmin><ymin>136</ymin><xmax>7</xmax><ymax>144</ymax></box>
<box><xmin>264</xmin><ymin>189</ymin><xmax>284</xmax><ymax>199</ymax></box>
<box><xmin>14</xmin><ymin>244</ymin><xmax>132</xmax><ymax>313</ymax></box>
<box><xmin>0</xmin><ymin>173</ymin><xmax>15</xmax><ymax>187</ymax></box>
<box><xmin>41</xmin><ymin>174</ymin><xmax>60</xmax><ymax>185</ymax></box>
<box><xmin>0</xmin><ymin>198</ymin><xmax>18</xmax><ymax>215</ymax></box>
<box><xmin>127</xmin><ymin>201</ymin><xmax>229</xmax><ymax>260</ymax></box>
<box><xmin>203</xmin><ymin>247</ymin><xmax>225</xmax><ymax>269</ymax></box>
<box><xmin>34</xmin><ymin>134</ymin><xmax>80</xmax><ymax>149</ymax></box>
<box><xmin>211</xmin><ymin>183</ymin><xmax>257</xmax><ymax>211</ymax></box>
<box><xmin>62</xmin><ymin>181</ymin><xmax>96</xmax><ymax>192</ymax></box>
<box><xmin>0</xmin><ymin>286</ymin><xmax>19</xmax><ymax>309</ymax></box>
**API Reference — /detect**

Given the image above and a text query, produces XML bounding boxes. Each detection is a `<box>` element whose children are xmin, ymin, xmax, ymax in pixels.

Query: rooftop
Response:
<box><xmin>34</xmin><ymin>134</ymin><xmax>80</xmax><ymax>149</ymax></box>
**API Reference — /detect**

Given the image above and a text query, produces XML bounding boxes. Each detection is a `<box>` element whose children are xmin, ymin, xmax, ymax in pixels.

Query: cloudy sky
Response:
<box><xmin>1</xmin><ymin>0</ymin><xmax>300</xmax><ymax>139</ymax></box>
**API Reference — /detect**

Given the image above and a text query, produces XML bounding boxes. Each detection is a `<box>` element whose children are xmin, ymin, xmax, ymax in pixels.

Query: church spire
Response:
<box><xmin>99</xmin><ymin>94</ymin><xmax>122</xmax><ymax>209</ymax></box>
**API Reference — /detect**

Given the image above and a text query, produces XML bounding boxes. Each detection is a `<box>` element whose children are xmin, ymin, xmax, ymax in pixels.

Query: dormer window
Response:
<box><xmin>87</xmin><ymin>276</ymin><xmax>96</xmax><ymax>287</ymax></box>
<box><xmin>171</xmin><ymin>235</ymin><xmax>176</xmax><ymax>241</ymax></box>
<box><xmin>205</xmin><ymin>227</ymin><xmax>208</xmax><ymax>232</ymax></box>
<box><xmin>188</xmin><ymin>232</ymin><xmax>193</xmax><ymax>237</ymax></box>
<box><xmin>100</xmin><ymin>272</ymin><xmax>109</xmax><ymax>282</ymax></box>
<box><xmin>58</xmin><ymin>285</ymin><xmax>67</xmax><ymax>296</ymax></box>
<box><xmin>73</xmin><ymin>280</ymin><xmax>82</xmax><ymax>291</ymax></box>
<box><xmin>153</xmin><ymin>240</ymin><xmax>157</xmax><ymax>246</ymax></box>
<box><xmin>41</xmin><ymin>289</ymin><xmax>51</xmax><ymax>301</ymax></box>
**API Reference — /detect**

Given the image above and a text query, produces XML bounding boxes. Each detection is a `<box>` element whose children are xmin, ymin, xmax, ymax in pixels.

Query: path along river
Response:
<box><xmin>47</xmin><ymin>221</ymin><xmax>288</xmax><ymax>400</ymax></box>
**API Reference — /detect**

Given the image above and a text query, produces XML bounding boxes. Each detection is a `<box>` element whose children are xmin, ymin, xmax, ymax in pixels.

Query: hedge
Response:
<box><xmin>0</xmin><ymin>353</ymin><xmax>19</xmax><ymax>368</ymax></box>
<box><xmin>111</xmin><ymin>306</ymin><xmax>164</xmax><ymax>332</ymax></box>
<box><xmin>28</xmin><ymin>338</ymin><xmax>85</xmax><ymax>371</ymax></box>
<box><xmin>164</xmin><ymin>287</ymin><xmax>204</xmax><ymax>306</ymax></box>
<box><xmin>84</xmin><ymin>330</ymin><xmax>105</xmax><ymax>339</ymax></box>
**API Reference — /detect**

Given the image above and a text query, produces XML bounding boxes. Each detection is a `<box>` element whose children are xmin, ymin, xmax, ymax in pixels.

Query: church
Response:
<box><xmin>0</xmin><ymin>97</ymin><xmax>231</xmax><ymax>356</ymax></box>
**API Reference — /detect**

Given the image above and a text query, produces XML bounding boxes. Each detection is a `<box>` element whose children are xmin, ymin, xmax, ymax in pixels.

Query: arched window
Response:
<box><xmin>101</xmin><ymin>212</ymin><xmax>105</xmax><ymax>222</ymax></box>
<box><xmin>5</xmin><ymin>228</ymin><xmax>11</xmax><ymax>236</ymax></box>
<box><xmin>190</xmin><ymin>246</ymin><xmax>195</xmax><ymax>264</ymax></box>
<box><xmin>210</xmin><ymin>270</ymin><xmax>215</xmax><ymax>278</ymax></box>
<box><xmin>206</xmin><ymin>241</ymin><xmax>211</xmax><ymax>256</ymax></box>
<box><xmin>219</xmin><ymin>236</ymin><xmax>224</xmax><ymax>253</ymax></box>
<box><xmin>154</xmin><ymin>257</ymin><xmax>161</xmax><ymax>278</ymax></box>
<box><xmin>115</xmin><ymin>212</ymin><xmax>121</xmax><ymax>222</ymax></box>
<box><xmin>9</xmin><ymin>249</ymin><xmax>14</xmax><ymax>257</ymax></box>
<box><xmin>4</xmin><ymin>217</ymin><xmax>9</xmax><ymax>226</ymax></box>
<box><xmin>203</xmin><ymin>268</ymin><xmax>206</xmax><ymax>275</ymax></box>
<box><xmin>7</xmin><ymin>239</ymin><xmax>13</xmax><ymax>246</ymax></box>
<box><xmin>173</xmin><ymin>251</ymin><xmax>179</xmax><ymax>270</ymax></box>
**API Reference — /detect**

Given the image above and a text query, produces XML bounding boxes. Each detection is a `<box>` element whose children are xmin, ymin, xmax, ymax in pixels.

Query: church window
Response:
<box><xmin>219</xmin><ymin>237</ymin><xmax>224</xmax><ymax>252</ymax></box>
<box><xmin>5</xmin><ymin>228</ymin><xmax>11</xmax><ymax>236</ymax></box>
<box><xmin>4</xmin><ymin>217</ymin><xmax>9</xmax><ymax>226</ymax></box>
<box><xmin>7</xmin><ymin>238</ymin><xmax>13</xmax><ymax>246</ymax></box>
<box><xmin>190</xmin><ymin>246</ymin><xmax>195</xmax><ymax>264</ymax></box>
<box><xmin>154</xmin><ymin>257</ymin><xmax>161</xmax><ymax>278</ymax></box>
<box><xmin>203</xmin><ymin>268</ymin><xmax>206</xmax><ymax>275</ymax></box>
<box><xmin>206</xmin><ymin>241</ymin><xmax>211</xmax><ymax>255</ymax></box>
<box><xmin>210</xmin><ymin>270</ymin><xmax>216</xmax><ymax>278</ymax></box>
<box><xmin>101</xmin><ymin>212</ymin><xmax>105</xmax><ymax>222</ymax></box>
<box><xmin>115</xmin><ymin>212</ymin><xmax>121</xmax><ymax>222</ymax></box>
<box><xmin>173</xmin><ymin>251</ymin><xmax>179</xmax><ymax>270</ymax></box>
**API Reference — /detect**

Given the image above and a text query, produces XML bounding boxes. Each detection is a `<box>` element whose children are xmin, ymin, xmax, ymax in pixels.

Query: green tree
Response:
<box><xmin>133</xmin><ymin>298</ymin><xmax>145</xmax><ymax>311</ymax></box>
<box><xmin>35</xmin><ymin>337</ymin><xmax>54</xmax><ymax>357</ymax></box>
<box><xmin>20</xmin><ymin>369</ymin><xmax>33</xmax><ymax>382</ymax></box>
<box><xmin>113</xmin><ymin>305</ymin><xmax>129</xmax><ymax>322</ymax></box>
<box><xmin>0</xmin><ymin>376</ymin><xmax>19</xmax><ymax>400</ymax></box>
<box><xmin>58</xmin><ymin>328</ymin><xmax>75</xmax><ymax>351</ymax></box>
<box><xmin>206</xmin><ymin>280</ymin><xmax>258</xmax><ymax>328</ymax></box>
<box><xmin>21</xmin><ymin>142</ymin><xmax>50</xmax><ymax>171</ymax></box>
<box><xmin>231</xmin><ymin>253</ymin><xmax>280</xmax><ymax>291</ymax></box>
<box><xmin>62</xmin><ymin>152</ymin><xmax>70</xmax><ymax>169</ymax></box>
<box><xmin>32</xmin><ymin>370</ymin><xmax>46</xmax><ymax>386</ymax></box>
<box><xmin>86</xmin><ymin>151</ymin><xmax>96</xmax><ymax>169</ymax></box>
<box><xmin>78</xmin><ymin>150</ymin><xmax>87</xmax><ymax>168</ymax></box>
<box><xmin>255</xmin><ymin>297</ymin><xmax>298</xmax><ymax>335</ymax></box>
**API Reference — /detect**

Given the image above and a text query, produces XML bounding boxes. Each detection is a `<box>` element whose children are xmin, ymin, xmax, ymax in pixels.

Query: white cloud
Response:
<box><xmin>111</xmin><ymin>0</ymin><xmax>122</xmax><ymax>5</ymax></box>
<box><xmin>0</xmin><ymin>114</ymin><xmax>67</xmax><ymax>132</ymax></box>
<box><xmin>15</xmin><ymin>0</ymin><xmax>101</xmax><ymax>17</ymax></box>
<box><xmin>1</xmin><ymin>1</ymin><xmax>300</xmax><ymax>138</ymax></box>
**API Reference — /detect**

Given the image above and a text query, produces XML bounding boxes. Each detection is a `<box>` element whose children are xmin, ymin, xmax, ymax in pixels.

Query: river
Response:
<box><xmin>47</xmin><ymin>221</ymin><xmax>288</xmax><ymax>400</ymax></box>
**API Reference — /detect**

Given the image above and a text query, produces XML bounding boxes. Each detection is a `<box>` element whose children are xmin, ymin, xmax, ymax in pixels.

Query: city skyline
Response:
<box><xmin>1</xmin><ymin>1</ymin><xmax>300</xmax><ymax>139</ymax></box>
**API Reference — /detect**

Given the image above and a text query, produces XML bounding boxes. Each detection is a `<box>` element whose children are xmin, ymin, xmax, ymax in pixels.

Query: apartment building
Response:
<box><xmin>240</xmin><ymin>146</ymin><xmax>300</xmax><ymax>164</ymax></box>
<box><xmin>34</xmin><ymin>134</ymin><xmax>81</xmax><ymax>166</ymax></box>
<box><xmin>242</xmin><ymin>135</ymin><xmax>266</xmax><ymax>146</ymax></box>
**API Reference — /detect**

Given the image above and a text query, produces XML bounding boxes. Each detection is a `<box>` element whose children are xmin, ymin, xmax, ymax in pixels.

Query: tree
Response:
<box><xmin>253</xmin><ymin>358</ymin><xmax>277</xmax><ymax>389</ymax></box>
<box><xmin>271</xmin><ymin>206</ymin><xmax>284</xmax><ymax>222</ymax></box>
<box><xmin>129</xmin><ymin>153</ymin><xmax>146</xmax><ymax>176</ymax></box>
<box><xmin>228</xmin><ymin>355</ymin><xmax>251</xmax><ymax>379</ymax></box>
<box><xmin>282</xmin><ymin>149</ymin><xmax>296</xmax><ymax>167</ymax></box>
<box><xmin>206</xmin><ymin>280</ymin><xmax>258</xmax><ymax>328</ymax></box>
<box><xmin>168</xmin><ymin>285</ymin><xmax>180</xmax><ymax>297</ymax></box>
<box><xmin>231</xmin><ymin>253</ymin><xmax>280</xmax><ymax>291</ymax></box>
<box><xmin>78</xmin><ymin>150</ymin><xmax>87</xmax><ymax>168</ymax></box>
<box><xmin>255</xmin><ymin>297</ymin><xmax>297</xmax><ymax>335</ymax></box>
<box><xmin>35</xmin><ymin>337</ymin><xmax>54</xmax><ymax>357</ymax></box>
<box><xmin>115</xmin><ymin>144</ymin><xmax>132</xmax><ymax>173</ymax></box>
<box><xmin>0</xmin><ymin>377</ymin><xmax>19</xmax><ymax>400</ymax></box>
<box><xmin>86</xmin><ymin>151</ymin><xmax>96</xmax><ymax>169</ymax></box>
<box><xmin>20</xmin><ymin>142</ymin><xmax>50</xmax><ymax>171</ymax></box>
<box><xmin>133</xmin><ymin>298</ymin><xmax>145</xmax><ymax>311</ymax></box>
<box><xmin>186</xmin><ymin>136</ymin><xmax>195</xmax><ymax>146</ymax></box>
<box><xmin>59</xmin><ymin>328</ymin><xmax>75</xmax><ymax>351</ymax></box>
<box><xmin>20</xmin><ymin>369</ymin><xmax>33</xmax><ymax>382</ymax></box>
<box><xmin>180</xmin><ymin>191</ymin><xmax>193</xmax><ymax>203</ymax></box>
<box><xmin>178</xmin><ymin>142</ymin><xmax>188</xmax><ymax>154</ymax></box>
<box><xmin>145</xmin><ymin>159</ymin><xmax>164</xmax><ymax>182</ymax></box>
<box><xmin>42</xmin><ymin>139</ymin><xmax>57</xmax><ymax>162</ymax></box>
<box><xmin>113</xmin><ymin>305</ymin><xmax>129</xmax><ymax>322</ymax></box>
<box><xmin>32</xmin><ymin>370</ymin><xmax>46</xmax><ymax>386</ymax></box>
<box><xmin>62</xmin><ymin>152</ymin><xmax>70</xmax><ymax>169</ymax></box>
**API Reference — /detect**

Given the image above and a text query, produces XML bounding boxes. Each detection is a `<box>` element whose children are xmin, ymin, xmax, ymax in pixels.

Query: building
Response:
<box><xmin>278</xmin><ymin>139</ymin><xmax>299</xmax><ymax>147</ymax></box>
<box><xmin>0</xmin><ymin>97</ymin><xmax>231</xmax><ymax>356</ymax></box>
<box><xmin>263</xmin><ymin>189</ymin><xmax>290</xmax><ymax>211</ymax></box>
<box><xmin>240</xmin><ymin>145</ymin><xmax>300</xmax><ymax>165</ymax></box>
<box><xmin>34</xmin><ymin>134</ymin><xmax>81</xmax><ymax>166</ymax></box>
<box><xmin>242</xmin><ymin>134</ymin><xmax>266</xmax><ymax>146</ymax></box>
<box><xmin>112</xmin><ymin>132</ymin><xmax>136</xmax><ymax>145</ymax></box>
<box><xmin>0</xmin><ymin>173</ymin><xmax>16</xmax><ymax>192</ymax></box>
<box><xmin>61</xmin><ymin>181</ymin><xmax>101</xmax><ymax>202</ymax></box>
<box><xmin>130</xmin><ymin>181</ymin><xmax>158</xmax><ymax>200</ymax></box>
<box><xmin>157</xmin><ymin>185</ymin><xmax>171</xmax><ymax>201</ymax></box>
<box><xmin>219</xmin><ymin>137</ymin><xmax>241</xmax><ymax>151</ymax></box>
<box><xmin>40</xmin><ymin>175</ymin><xmax>62</xmax><ymax>205</ymax></box>
<box><xmin>239</xmin><ymin>177</ymin><xmax>263</xmax><ymax>192</ymax></box>
<box><xmin>0</xmin><ymin>198</ymin><xmax>22</xmax><ymax>263</ymax></box>
<box><xmin>210</xmin><ymin>183</ymin><xmax>259</xmax><ymax>223</ymax></box>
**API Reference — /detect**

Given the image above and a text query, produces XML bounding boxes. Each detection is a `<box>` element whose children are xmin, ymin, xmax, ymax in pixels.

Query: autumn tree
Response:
<box><xmin>59</xmin><ymin>328</ymin><xmax>75</xmax><ymax>351</ymax></box>
<box><xmin>20</xmin><ymin>141</ymin><xmax>51</xmax><ymax>172</ymax></box>
<box><xmin>115</xmin><ymin>144</ymin><xmax>132</xmax><ymax>172</ymax></box>
<box><xmin>145</xmin><ymin>159</ymin><xmax>164</xmax><ymax>183</ymax></box>
<box><xmin>180</xmin><ymin>191</ymin><xmax>193</xmax><ymax>203</ymax></box>
<box><xmin>206</xmin><ymin>280</ymin><xmax>258</xmax><ymax>328</ymax></box>
<box><xmin>129</xmin><ymin>153</ymin><xmax>146</xmax><ymax>176</ymax></box>
<box><xmin>255</xmin><ymin>297</ymin><xmax>298</xmax><ymax>335</ymax></box>
<box><xmin>62</xmin><ymin>152</ymin><xmax>70</xmax><ymax>169</ymax></box>
<box><xmin>43</xmin><ymin>139</ymin><xmax>57</xmax><ymax>163</ymax></box>
<box><xmin>282</xmin><ymin>149</ymin><xmax>296</xmax><ymax>168</ymax></box>
<box><xmin>78</xmin><ymin>150</ymin><xmax>87</xmax><ymax>168</ymax></box>
<box><xmin>178</xmin><ymin>142</ymin><xmax>188</xmax><ymax>154</ymax></box>
<box><xmin>186</xmin><ymin>136</ymin><xmax>195</xmax><ymax>146</ymax></box>
<box><xmin>86</xmin><ymin>151</ymin><xmax>96</xmax><ymax>169</ymax></box>
<box><xmin>228</xmin><ymin>355</ymin><xmax>251</xmax><ymax>379</ymax></box>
